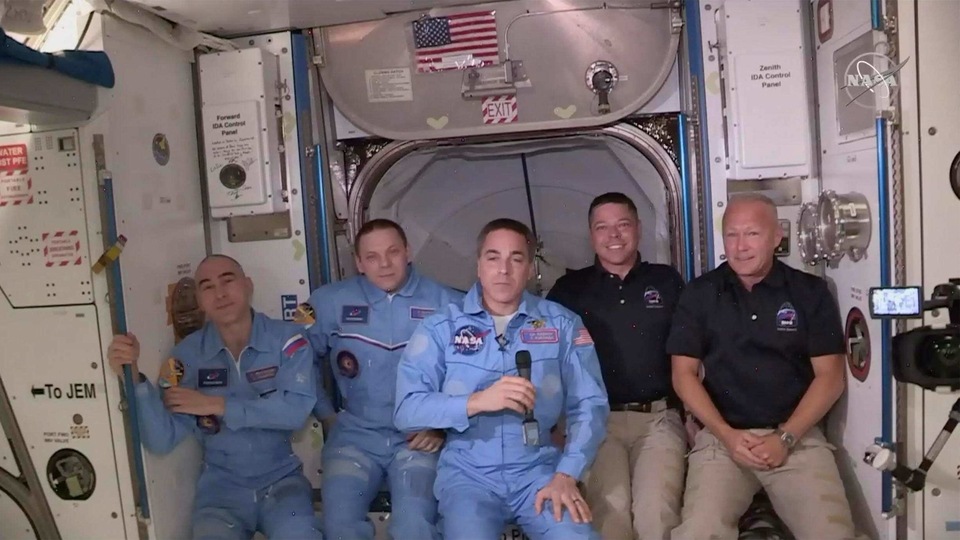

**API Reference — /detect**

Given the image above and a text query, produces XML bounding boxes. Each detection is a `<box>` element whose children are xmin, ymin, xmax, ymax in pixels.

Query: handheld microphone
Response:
<box><xmin>515</xmin><ymin>350</ymin><xmax>540</xmax><ymax>447</ymax></box>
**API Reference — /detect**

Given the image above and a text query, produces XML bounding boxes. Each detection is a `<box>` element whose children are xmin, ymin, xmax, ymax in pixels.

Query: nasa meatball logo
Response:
<box><xmin>643</xmin><ymin>286</ymin><xmax>663</xmax><ymax>307</ymax></box>
<box><xmin>337</xmin><ymin>350</ymin><xmax>360</xmax><ymax>378</ymax></box>
<box><xmin>452</xmin><ymin>325</ymin><xmax>490</xmax><ymax>355</ymax></box>
<box><xmin>841</xmin><ymin>52</ymin><xmax>907</xmax><ymax>110</ymax></box>
<box><xmin>776</xmin><ymin>302</ymin><xmax>798</xmax><ymax>331</ymax></box>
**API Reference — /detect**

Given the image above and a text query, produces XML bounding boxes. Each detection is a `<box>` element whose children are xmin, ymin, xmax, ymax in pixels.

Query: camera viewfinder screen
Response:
<box><xmin>869</xmin><ymin>287</ymin><xmax>923</xmax><ymax>318</ymax></box>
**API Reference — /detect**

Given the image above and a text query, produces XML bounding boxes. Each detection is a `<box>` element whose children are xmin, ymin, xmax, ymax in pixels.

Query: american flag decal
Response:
<box><xmin>412</xmin><ymin>10</ymin><xmax>499</xmax><ymax>73</ymax></box>
<box><xmin>573</xmin><ymin>328</ymin><xmax>594</xmax><ymax>346</ymax></box>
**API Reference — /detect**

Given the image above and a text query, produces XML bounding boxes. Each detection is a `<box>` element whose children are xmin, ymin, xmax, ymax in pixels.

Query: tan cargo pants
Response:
<box><xmin>583</xmin><ymin>409</ymin><xmax>687</xmax><ymax>540</ymax></box>
<box><xmin>670</xmin><ymin>426</ymin><xmax>863</xmax><ymax>540</ymax></box>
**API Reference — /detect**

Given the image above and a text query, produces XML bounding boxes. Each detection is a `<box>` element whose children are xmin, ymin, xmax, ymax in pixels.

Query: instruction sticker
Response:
<box><xmin>43</xmin><ymin>431</ymin><xmax>70</xmax><ymax>444</ymax></box>
<box><xmin>204</xmin><ymin>101</ymin><xmax>262</xmax><ymax>201</ymax></box>
<box><xmin>0</xmin><ymin>175</ymin><xmax>32</xmax><ymax>206</ymax></box>
<box><xmin>482</xmin><ymin>95</ymin><xmax>518</xmax><ymax>124</ymax></box>
<box><xmin>365</xmin><ymin>68</ymin><xmax>414</xmax><ymax>103</ymax></box>
<box><xmin>207</xmin><ymin>105</ymin><xmax>259</xmax><ymax>165</ymax></box>
<box><xmin>43</xmin><ymin>230</ymin><xmax>82</xmax><ymax>267</ymax></box>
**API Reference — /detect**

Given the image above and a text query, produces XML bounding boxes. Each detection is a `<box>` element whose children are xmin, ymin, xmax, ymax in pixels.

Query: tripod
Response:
<box><xmin>865</xmin><ymin>396</ymin><xmax>960</xmax><ymax>492</ymax></box>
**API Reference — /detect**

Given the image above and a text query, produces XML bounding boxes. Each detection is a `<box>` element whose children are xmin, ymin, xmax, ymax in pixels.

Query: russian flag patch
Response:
<box><xmin>283</xmin><ymin>334</ymin><xmax>308</xmax><ymax>357</ymax></box>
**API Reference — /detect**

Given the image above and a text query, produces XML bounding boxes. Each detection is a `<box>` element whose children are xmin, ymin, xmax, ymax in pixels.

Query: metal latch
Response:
<box><xmin>461</xmin><ymin>60</ymin><xmax>529</xmax><ymax>99</ymax></box>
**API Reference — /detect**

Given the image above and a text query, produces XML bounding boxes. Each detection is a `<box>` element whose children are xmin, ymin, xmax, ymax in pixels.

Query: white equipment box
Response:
<box><xmin>718</xmin><ymin>0</ymin><xmax>813</xmax><ymax>180</ymax></box>
<box><xmin>198</xmin><ymin>48</ymin><xmax>286</xmax><ymax>218</ymax></box>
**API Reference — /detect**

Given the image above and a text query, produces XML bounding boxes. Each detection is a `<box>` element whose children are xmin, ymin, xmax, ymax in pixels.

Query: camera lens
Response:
<box><xmin>920</xmin><ymin>334</ymin><xmax>959</xmax><ymax>380</ymax></box>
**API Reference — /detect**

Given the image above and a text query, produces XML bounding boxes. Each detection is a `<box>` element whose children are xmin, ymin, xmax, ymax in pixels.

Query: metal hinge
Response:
<box><xmin>309</xmin><ymin>27</ymin><xmax>326</xmax><ymax>67</ymax></box>
<box><xmin>883</xmin><ymin>15</ymin><xmax>898</xmax><ymax>34</ymax></box>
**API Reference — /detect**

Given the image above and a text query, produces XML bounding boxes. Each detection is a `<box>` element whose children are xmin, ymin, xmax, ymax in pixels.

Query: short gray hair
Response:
<box><xmin>476</xmin><ymin>218</ymin><xmax>536</xmax><ymax>260</ymax></box>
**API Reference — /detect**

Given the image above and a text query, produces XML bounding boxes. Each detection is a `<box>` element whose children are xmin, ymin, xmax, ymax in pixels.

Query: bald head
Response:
<box><xmin>723</xmin><ymin>193</ymin><xmax>779</xmax><ymax>229</ymax></box>
<box><xmin>194</xmin><ymin>254</ymin><xmax>253</xmax><ymax>327</ymax></box>
<box><xmin>196</xmin><ymin>254</ymin><xmax>245</xmax><ymax>281</ymax></box>
<box><xmin>721</xmin><ymin>193</ymin><xmax>783</xmax><ymax>286</ymax></box>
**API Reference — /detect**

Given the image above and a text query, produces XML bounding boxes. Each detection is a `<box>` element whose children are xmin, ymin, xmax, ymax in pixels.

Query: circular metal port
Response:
<box><xmin>817</xmin><ymin>190</ymin><xmax>872</xmax><ymax>263</ymax></box>
<box><xmin>219</xmin><ymin>163</ymin><xmax>247</xmax><ymax>190</ymax></box>
<box><xmin>797</xmin><ymin>202</ymin><xmax>822</xmax><ymax>266</ymax></box>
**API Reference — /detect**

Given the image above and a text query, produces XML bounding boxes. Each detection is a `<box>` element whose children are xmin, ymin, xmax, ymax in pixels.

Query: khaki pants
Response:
<box><xmin>671</xmin><ymin>427</ymin><xmax>862</xmax><ymax>540</ymax></box>
<box><xmin>584</xmin><ymin>409</ymin><xmax>687</xmax><ymax>540</ymax></box>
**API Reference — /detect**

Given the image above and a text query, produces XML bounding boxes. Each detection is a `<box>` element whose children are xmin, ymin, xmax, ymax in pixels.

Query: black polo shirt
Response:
<box><xmin>547</xmin><ymin>256</ymin><xmax>684</xmax><ymax>404</ymax></box>
<box><xmin>665</xmin><ymin>261</ymin><xmax>845</xmax><ymax>429</ymax></box>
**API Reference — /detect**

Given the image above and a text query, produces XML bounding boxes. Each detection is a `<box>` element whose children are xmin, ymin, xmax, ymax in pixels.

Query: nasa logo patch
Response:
<box><xmin>452</xmin><ymin>325</ymin><xmax>490</xmax><ymax>355</ymax></box>
<box><xmin>643</xmin><ymin>286</ymin><xmax>663</xmax><ymax>307</ymax></box>
<box><xmin>776</xmin><ymin>302</ymin><xmax>798</xmax><ymax>330</ymax></box>
<box><xmin>337</xmin><ymin>350</ymin><xmax>360</xmax><ymax>378</ymax></box>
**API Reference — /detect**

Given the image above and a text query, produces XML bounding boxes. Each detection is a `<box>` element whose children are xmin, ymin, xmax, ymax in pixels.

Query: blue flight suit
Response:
<box><xmin>134</xmin><ymin>311</ymin><xmax>321</xmax><ymax>540</ymax></box>
<box><xmin>394</xmin><ymin>284</ymin><xmax>609</xmax><ymax>540</ymax></box>
<box><xmin>305</xmin><ymin>266</ymin><xmax>463</xmax><ymax>540</ymax></box>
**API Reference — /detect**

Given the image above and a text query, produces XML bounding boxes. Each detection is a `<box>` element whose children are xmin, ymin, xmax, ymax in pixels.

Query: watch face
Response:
<box><xmin>778</xmin><ymin>430</ymin><xmax>796</xmax><ymax>448</ymax></box>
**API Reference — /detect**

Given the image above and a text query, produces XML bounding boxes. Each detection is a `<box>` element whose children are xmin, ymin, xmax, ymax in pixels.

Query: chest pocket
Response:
<box><xmin>245</xmin><ymin>365</ymin><xmax>280</xmax><ymax>397</ymax></box>
<box><xmin>443</xmin><ymin>359</ymin><xmax>498</xmax><ymax>435</ymax></box>
<box><xmin>532</xmin><ymin>356</ymin><xmax>564</xmax><ymax>425</ymax></box>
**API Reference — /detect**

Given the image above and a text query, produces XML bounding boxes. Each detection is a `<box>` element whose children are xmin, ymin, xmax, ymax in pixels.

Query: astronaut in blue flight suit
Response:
<box><xmin>107</xmin><ymin>255</ymin><xmax>322</xmax><ymax>540</ymax></box>
<box><xmin>305</xmin><ymin>219</ymin><xmax>463</xmax><ymax>540</ymax></box>
<box><xmin>395</xmin><ymin>218</ymin><xmax>610</xmax><ymax>540</ymax></box>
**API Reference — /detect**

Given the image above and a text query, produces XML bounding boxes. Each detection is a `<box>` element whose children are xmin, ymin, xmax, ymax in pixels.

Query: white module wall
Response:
<box><xmin>814</xmin><ymin>1</ymin><xmax>889</xmax><ymax>538</ymax></box>
<box><xmin>0</xmin><ymin>129</ymin><xmax>128</xmax><ymax>539</ymax></box>
<box><xmin>914</xmin><ymin>2</ymin><xmax>960</xmax><ymax>537</ymax></box>
<box><xmin>0</xmin><ymin>131</ymin><xmax>92</xmax><ymax>307</ymax></box>
<box><xmin>0</xmin><ymin>303</ymin><xmax>127</xmax><ymax>539</ymax></box>
<box><xmin>717</xmin><ymin>0</ymin><xmax>813</xmax><ymax>180</ymax></box>
<box><xmin>0</xmin><ymin>422</ymin><xmax>18</xmax><ymax>475</ymax></box>
<box><xmin>199</xmin><ymin>48</ymin><xmax>286</xmax><ymax>218</ymax></box>
<box><xmin>0</xmin><ymin>491</ymin><xmax>35</xmax><ymax>540</ymax></box>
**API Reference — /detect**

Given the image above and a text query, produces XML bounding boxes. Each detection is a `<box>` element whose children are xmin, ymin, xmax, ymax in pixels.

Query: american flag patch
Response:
<box><xmin>282</xmin><ymin>334</ymin><xmax>308</xmax><ymax>357</ymax></box>
<box><xmin>412</xmin><ymin>10</ymin><xmax>498</xmax><ymax>73</ymax></box>
<box><xmin>573</xmin><ymin>328</ymin><xmax>594</xmax><ymax>346</ymax></box>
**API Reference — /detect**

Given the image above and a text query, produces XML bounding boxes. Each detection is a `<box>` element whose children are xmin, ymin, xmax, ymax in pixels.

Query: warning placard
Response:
<box><xmin>0</xmin><ymin>144</ymin><xmax>28</xmax><ymax>171</ymax></box>
<box><xmin>482</xmin><ymin>95</ymin><xmax>518</xmax><ymax>124</ymax></box>
<box><xmin>43</xmin><ymin>231</ymin><xmax>82</xmax><ymax>267</ymax></box>
<box><xmin>0</xmin><ymin>175</ymin><xmax>32</xmax><ymax>206</ymax></box>
<box><xmin>0</xmin><ymin>144</ymin><xmax>32</xmax><ymax>207</ymax></box>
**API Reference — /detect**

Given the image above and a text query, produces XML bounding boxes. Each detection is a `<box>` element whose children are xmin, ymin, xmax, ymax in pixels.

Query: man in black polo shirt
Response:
<box><xmin>666</xmin><ymin>194</ymin><xmax>860</xmax><ymax>539</ymax></box>
<box><xmin>548</xmin><ymin>192</ymin><xmax>686</xmax><ymax>540</ymax></box>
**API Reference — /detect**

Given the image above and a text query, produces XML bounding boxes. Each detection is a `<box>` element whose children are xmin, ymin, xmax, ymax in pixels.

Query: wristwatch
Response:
<box><xmin>775</xmin><ymin>428</ymin><xmax>797</xmax><ymax>451</ymax></box>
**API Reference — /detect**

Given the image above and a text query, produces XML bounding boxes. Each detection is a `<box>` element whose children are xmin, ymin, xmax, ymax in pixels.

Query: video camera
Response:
<box><xmin>863</xmin><ymin>279</ymin><xmax>960</xmax><ymax>494</ymax></box>
<box><xmin>868</xmin><ymin>279</ymin><xmax>960</xmax><ymax>391</ymax></box>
